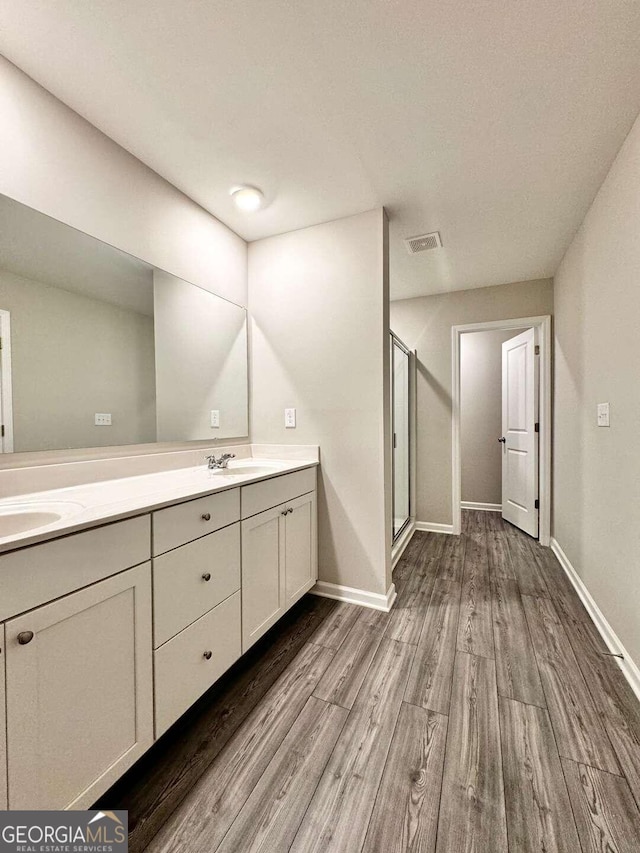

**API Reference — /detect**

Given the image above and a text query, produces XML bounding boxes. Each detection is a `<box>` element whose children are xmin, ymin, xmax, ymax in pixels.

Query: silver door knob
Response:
<box><xmin>17</xmin><ymin>631</ymin><xmax>34</xmax><ymax>645</ymax></box>
<box><xmin>498</xmin><ymin>437</ymin><xmax>506</xmax><ymax>443</ymax></box>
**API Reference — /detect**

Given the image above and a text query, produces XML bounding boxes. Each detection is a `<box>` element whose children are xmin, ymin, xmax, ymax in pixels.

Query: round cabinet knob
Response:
<box><xmin>17</xmin><ymin>631</ymin><xmax>34</xmax><ymax>645</ymax></box>
<box><xmin>498</xmin><ymin>437</ymin><xmax>506</xmax><ymax>443</ymax></box>
<box><xmin>201</xmin><ymin>513</ymin><xmax>212</xmax><ymax>521</ymax></box>
<box><xmin>203</xmin><ymin>650</ymin><xmax>213</xmax><ymax>660</ymax></box>
<box><xmin>202</xmin><ymin>572</ymin><xmax>212</xmax><ymax>582</ymax></box>
<box><xmin>281</xmin><ymin>509</ymin><xmax>288</xmax><ymax>516</ymax></box>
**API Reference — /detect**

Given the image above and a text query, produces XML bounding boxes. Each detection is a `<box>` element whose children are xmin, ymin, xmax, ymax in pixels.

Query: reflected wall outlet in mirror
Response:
<box><xmin>95</xmin><ymin>413</ymin><xmax>112</xmax><ymax>426</ymax></box>
<box><xmin>597</xmin><ymin>402</ymin><xmax>610</xmax><ymax>427</ymax></box>
<box><xmin>210</xmin><ymin>410</ymin><xmax>220</xmax><ymax>428</ymax></box>
<box><xmin>284</xmin><ymin>408</ymin><xmax>296</xmax><ymax>428</ymax></box>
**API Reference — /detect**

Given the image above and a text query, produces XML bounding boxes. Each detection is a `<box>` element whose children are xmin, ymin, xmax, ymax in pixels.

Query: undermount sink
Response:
<box><xmin>0</xmin><ymin>501</ymin><xmax>84</xmax><ymax>538</ymax></box>
<box><xmin>213</xmin><ymin>460</ymin><xmax>282</xmax><ymax>477</ymax></box>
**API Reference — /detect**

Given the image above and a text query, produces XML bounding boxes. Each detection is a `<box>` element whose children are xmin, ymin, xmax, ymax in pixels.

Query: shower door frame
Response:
<box><xmin>390</xmin><ymin>331</ymin><xmax>412</xmax><ymax>544</ymax></box>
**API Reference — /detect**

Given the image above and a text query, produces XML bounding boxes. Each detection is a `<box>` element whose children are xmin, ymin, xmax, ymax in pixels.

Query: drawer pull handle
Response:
<box><xmin>281</xmin><ymin>508</ymin><xmax>293</xmax><ymax>516</ymax></box>
<box><xmin>17</xmin><ymin>631</ymin><xmax>34</xmax><ymax>645</ymax></box>
<box><xmin>202</xmin><ymin>572</ymin><xmax>212</xmax><ymax>582</ymax></box>
<box><xmin>203</xmin><ymin>650</ymin><xmax>213</xmax><ymax>660</ymax></box>
<box><xmin>201</xmin><ymin>513</ymin><xmax>212</xmax><ymax>521</ymax></box>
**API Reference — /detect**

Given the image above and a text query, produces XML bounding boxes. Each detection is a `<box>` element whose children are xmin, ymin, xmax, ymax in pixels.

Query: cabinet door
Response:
<box><xmin>5</xmin><ymin>562</ymin><xmax>153</xmax><ymax>810</ymax></box>
<box><xmin>241</xmin><ymin>504</ymin><xmax>285</xmax><ymax>652</ymax></box>
<box><xmin>284</xmin><ymin>491</ymin><xmax>318</xmax><ymax>608</ymax></box>
<box><xmin>0</xmin><ymin>624</ymin><xmax>7</xmax><ymax>810</ymax></box>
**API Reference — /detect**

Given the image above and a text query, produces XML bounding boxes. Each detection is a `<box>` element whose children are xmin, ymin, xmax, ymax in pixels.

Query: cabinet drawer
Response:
<box><xmin>0</xmin><ymin>516</ymin><xmax>150</xmax><ymax>622</ymax></box>
<box><xmin>241</xmin><ymin>468</ymin><xmax>316</xmax><ymax>519</ymax></box>
<box><xmin>153</xmin><ymin>523</ymin><xmax>240</xmax><ymax>647</ymax></box>
<box><xmin>152</xmin><ymin>489</ymin><xmax>240</xmax><ymax>556</ymax></box>
<box><xmin>154</xmin><ymin>590</ymin><xmax>241</xmax><ymax>737</ymax></box>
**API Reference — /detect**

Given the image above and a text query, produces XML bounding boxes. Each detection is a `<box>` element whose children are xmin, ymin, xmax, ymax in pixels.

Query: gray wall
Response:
<box><xmin>461</xmin><ymin>329</ymin><xmax>519</xmax><ymax>505</ymax></box>
<box><xmin>0</xmin><ymin>267</ymin><xmax>156</xmax><ymax>451</ymax></box>
<box><xmin>390</xmin><ymin>278</ymin><xmax>553</xmax><ymax>524</ymax></box>
<box><xmin>554</xmin><ymin>109</ymin><xmax>640</xmax><ymax>665</ymax></box>
<box><xmin>153</xmin><ymin>271</ymin><xmax>248</xmax><ymax>442</ymax></box>
<box><xmin>249</xmin><ymin>209</ymin><xmax>392</xmax><ymax>598</ymax></box>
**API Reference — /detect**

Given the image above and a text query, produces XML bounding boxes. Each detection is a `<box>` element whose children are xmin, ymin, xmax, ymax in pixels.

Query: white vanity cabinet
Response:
<box><xmin>0</xmin><ymin>459</ymin><xmax>318</xmax><ymax>810</ymax></box>
<box><xmin>4</xmin><ymin>562</ymin><xmax>153</xmax><ymax>810</ymax></box>
<box><xmin>0</xmin><ymin>624</ymin><xmax>7</xmax><ymax>810</ymax></box>
<box><xmin>151</xmin><ymin>491</ymin><xmax>243</xmax><ymax>737</ymax></box>
<box><xmin>241</xmin><ymin>469</ymin><xmax>317</xmax><ymax>651</ymax></box>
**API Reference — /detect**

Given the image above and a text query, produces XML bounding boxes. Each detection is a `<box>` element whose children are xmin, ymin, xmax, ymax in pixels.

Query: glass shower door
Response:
<box><xmin>392</xmin><ymin>334</ymin><xmax>411</xmax><ymax>540</ymax></box>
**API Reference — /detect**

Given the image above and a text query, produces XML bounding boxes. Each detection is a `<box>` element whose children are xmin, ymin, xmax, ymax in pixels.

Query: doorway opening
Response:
<box><xmin>451</xmin><ymin>316</ymin><xmax>551</xmax><ymax>544</ymax></box>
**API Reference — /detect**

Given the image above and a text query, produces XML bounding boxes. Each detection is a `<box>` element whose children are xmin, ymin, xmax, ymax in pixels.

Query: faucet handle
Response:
<box><xmin>220</xmin><ymin>453</ymin><xmax>236</xmax><ymax>461</ymax></box>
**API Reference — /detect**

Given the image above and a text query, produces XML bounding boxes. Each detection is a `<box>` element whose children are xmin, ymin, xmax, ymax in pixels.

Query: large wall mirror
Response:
<box><xmin>0</xmin><ymin>194</ymin><xmax>248</xmax><ymax>453</ymax></box>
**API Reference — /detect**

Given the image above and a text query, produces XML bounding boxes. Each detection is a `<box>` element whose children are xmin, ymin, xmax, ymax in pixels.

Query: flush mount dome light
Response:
<box><xmin>230</xmin><ymin>185</ymin><xmax>264</xmax><ymax>212</ymax></box>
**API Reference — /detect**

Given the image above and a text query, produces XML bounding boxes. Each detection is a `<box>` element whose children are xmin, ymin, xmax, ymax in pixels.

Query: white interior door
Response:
<box><xmin>501</xmin><ymin>328</ymin><xmax>539</xmax><ymax>537</ymax></box>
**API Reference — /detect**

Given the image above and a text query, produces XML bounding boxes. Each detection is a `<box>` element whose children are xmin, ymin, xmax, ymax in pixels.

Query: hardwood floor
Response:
<box><xmin>101</xmin><ymin>512</ymin><xmax>640</xmax><ymax>852</ymax></box>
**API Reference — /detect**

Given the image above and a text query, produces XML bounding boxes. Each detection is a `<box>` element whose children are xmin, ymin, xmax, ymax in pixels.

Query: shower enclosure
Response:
<box><xmin>391</xmin><ymin>332</ymin><xmax>411</xmax><ymax>541</ymax></box>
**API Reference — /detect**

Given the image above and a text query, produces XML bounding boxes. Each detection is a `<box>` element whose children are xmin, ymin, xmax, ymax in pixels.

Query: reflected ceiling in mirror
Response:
<box><xmin>0</xmin><ymin>194</ymin><xmax>248</xmax><ymax>453</ymax></box>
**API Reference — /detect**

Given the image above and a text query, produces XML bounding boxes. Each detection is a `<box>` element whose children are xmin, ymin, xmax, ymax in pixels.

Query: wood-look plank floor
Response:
<box><xmin>101</xmin><ymin>513</ymin><xmax>640</xmax><ymax>853</ymax></box>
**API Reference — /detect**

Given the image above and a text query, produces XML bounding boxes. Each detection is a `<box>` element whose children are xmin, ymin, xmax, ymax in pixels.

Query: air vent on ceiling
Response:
<box><xmin>404</xmin><ymin>231</ymin><xmax>442</xmax><ymax>255</ymax></box>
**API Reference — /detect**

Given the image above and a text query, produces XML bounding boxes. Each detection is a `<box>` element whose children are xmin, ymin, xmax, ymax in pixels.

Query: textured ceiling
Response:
<box><xmin>2</xmin><ymin>1</ymin><xmax>640</xmax><ymax>298</ymax></box>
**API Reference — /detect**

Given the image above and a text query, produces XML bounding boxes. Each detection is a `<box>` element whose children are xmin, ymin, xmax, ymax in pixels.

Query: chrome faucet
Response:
<box><xmin>206</xmin><ymin>453</ymin><xmax>236</xmax><ymax>470</ymax></box>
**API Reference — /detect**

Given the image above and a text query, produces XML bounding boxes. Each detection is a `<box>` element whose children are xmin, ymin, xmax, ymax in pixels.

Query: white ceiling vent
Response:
<box><xmin>404</xmin><ymin>231</ymin><xmax>442</xmax><ymax>255</ymax></box>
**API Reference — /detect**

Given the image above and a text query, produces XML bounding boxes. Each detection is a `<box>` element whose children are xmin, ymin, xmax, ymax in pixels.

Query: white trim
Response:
<box><xmin>461</xmin><ymin>501</ymin><xmax>501</xmax><ymax>512</ymax></box>
<box><xmin>415</xmin><ymin>521</ymin><xmax>455</xmax><ymax>535</ymax></box>
<box><xmin>0</xmin><ymin>310</ymin><xmax>14</xmax><ymax>453</ymax></box>
<box><xmin>550</xmin><ymin>537</ymin><xmax>640</xmax><ymax>703</ymax></box>
<box><xmin>310</xmin><ymin>580</ymin><xmax>397</xmax><ymax>612</ymax></box>
<box><xmin>392</xmin><ymin>520</ymin><xmax>416</xmax><ymax>569</ymax></box>
<box><xmin>452</xmin><ymin>315</ymin><xmax>551</xmax><ymax>545</ymax></box>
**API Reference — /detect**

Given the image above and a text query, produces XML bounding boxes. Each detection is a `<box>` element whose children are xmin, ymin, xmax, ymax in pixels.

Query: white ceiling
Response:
<box><xmin>2</xmin><ymin>1</ymin><xmax>640</xmax><ymax>299</ymax></box>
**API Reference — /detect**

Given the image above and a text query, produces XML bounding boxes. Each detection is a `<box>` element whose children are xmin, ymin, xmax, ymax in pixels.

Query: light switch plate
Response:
<box><xmin>597</xmin><ymin>402</ymin><xmax>610</xmax><ymax>427</ymax></box>
<box><xmin>95</xmin><ymin>413</ymin><xmax>112</xmax><ymax>426</ymax></box>
<box><xmin>284</xmin><ymin>408</ymin><xmax>296</xmax><ymax>428</ymax></box>
<box><xmin>210</xmin><ymin>409</ymin><xmax>220</xmax><ymax>428</ymax></box>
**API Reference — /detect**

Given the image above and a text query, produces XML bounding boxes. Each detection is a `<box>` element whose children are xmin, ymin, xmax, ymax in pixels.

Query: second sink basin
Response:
<box><xmin>221</xmin><ymin>464</ymin><xmax>280</xmax><ymax>477</ymax></box>
<box><xmin>0</xmin><ymin>501</ymin><xmax>84</xmax><ymax>538</ymax></box>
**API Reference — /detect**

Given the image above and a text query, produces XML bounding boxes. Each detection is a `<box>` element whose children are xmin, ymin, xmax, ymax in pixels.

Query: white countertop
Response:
<box><xmin>0</xmin><ymin>456</ymin><xmax>318</xmax><ymax>553</ymax></box>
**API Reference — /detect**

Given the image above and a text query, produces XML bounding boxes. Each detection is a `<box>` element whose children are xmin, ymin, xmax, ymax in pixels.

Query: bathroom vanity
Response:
<box><xmin>0</xmin><ymin>452</ymin><xmax>318</xmax><ymax>810</ymax></box>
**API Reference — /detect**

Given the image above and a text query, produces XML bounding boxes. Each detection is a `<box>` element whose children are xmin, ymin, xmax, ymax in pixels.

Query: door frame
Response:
<box><xmin>451</xmin><ymin>315</ymin><xmax>551</xmax><ymax>545</ymax></box>
<box><xmin>390</xmin><ymin>331</ymin><xmax>413</xmax><ymax>543</ymax></box>
<box><xmin>0</xmin><ymin>310</ymin><xmax>14</xmax><ymax>453</ymax></box>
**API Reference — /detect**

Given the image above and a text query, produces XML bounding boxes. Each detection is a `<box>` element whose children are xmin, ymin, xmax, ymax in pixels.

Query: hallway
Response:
<box><xmin>110</xmin><ymin>512</ymin><xmax>640</xmax><ymax>852</ymax></box>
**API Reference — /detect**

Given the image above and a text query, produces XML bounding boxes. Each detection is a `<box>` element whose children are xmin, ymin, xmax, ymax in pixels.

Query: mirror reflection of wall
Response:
<box><xmin>0</xmin><ymin>194</ymin><xmax>249</xmax><ymax>453</ymax></box>
<box><xmin>154</xmin><ymin>270</ymin><xmax>248</xmax><ymax>441</ymax></box>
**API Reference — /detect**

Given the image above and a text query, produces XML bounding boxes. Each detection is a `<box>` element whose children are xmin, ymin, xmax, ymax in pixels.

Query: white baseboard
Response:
<box><xmin>550</xmin><ymin>537</ymin><xmax>640</xmax><ymax>703</ymax></box>
<box><xmin>392</xmin><ymin>520</ymin><xmax>416</xmax><ymax>569</ymax></box>
<box><xmin>310</xmin><ymin>580</ymin><xmax>397</xmax><ymax>612</ymax></box>
<box><xmin>461</xmin><ymin>501</ymin><xmax>501</xmax><ymax>512</ymax></box>
<box><xmin>415</xmin><ymin>521</ymin><xmax>455</xmax><ymax>535</ymax></box>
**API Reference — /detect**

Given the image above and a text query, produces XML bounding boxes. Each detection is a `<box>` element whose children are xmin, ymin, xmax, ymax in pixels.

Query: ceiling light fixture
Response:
<box><xmin>230</xmin><ymin>185</ymin><xmax>264</xmax><ymax>212</ymax></box>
